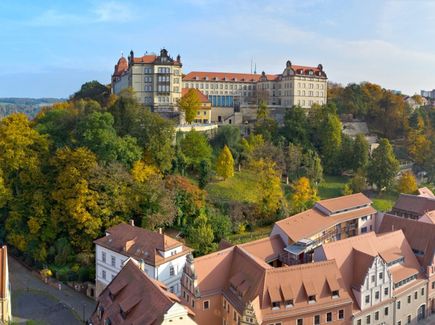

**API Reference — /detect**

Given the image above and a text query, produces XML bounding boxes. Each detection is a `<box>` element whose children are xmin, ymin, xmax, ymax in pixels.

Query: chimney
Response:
<box><xmin>129</xmin><ymin>219</ymin><xmax>135</xmax><ymax>227</ymax></box>
<box><xmin>158</xmin><ymin>228</ymin><xmax>163</xmax><ymax>235</ymax></box>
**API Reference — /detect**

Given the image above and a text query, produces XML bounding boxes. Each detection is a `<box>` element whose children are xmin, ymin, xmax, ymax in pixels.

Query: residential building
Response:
<box><xmin>271</xmin><ymin>193</ymin><xmax>377</xmax><ymax>264</ymax></box>
<box><xmin>315</xmin><ymin>230</ymin><xmax>428</xmax><ymax>325</ymax></box>
<box><xmin>112</xmin><ymin>48</ymin><xmax>183</xmax><ymax>112</ymax></box>
<box><xmin>89</xmin><ymin>259</ymin><xmax>196</xmax><ymax>325</ymax></box>
<box><xmin>180</xmin><ymin>236</ymin><xmax>353</xmax><ymax>325</ymax></box>
<box><xmin>181</xmin><ymin>88</ymin><xmax>212</xmax><ymax>124</ymax></box>
<box><xmin>94</xmin><ymin>222</ymin><xmax>191</xmax><ymax>297</ymax></box>
<box><xmin>182</xmin><ymin>60</ymin><xmax>327</xmax><ymax>122</ymax></box>
<box><xmin>390</xmin><ymin>193</ymin><xmax>435</xmax><ymax>220</ymax></box>
<box><xmin>0</xmin><ymin>246</ymin><xmax>11</xmax><ymax>324</ymax></box>
<box><xmin>378</xmin><ymin>214</ymin><xmax>435</xmax><ymax>317</ymax></box>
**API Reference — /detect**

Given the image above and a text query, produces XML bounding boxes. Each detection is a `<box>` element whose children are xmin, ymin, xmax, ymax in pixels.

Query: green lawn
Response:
<box><xmin>226</xmin><ymin>225</ymin><xmax>272</xmax><ymax>245</ymax></box>
<box><xmin>371</xmin><ymin>191</ymin><xmax>398</xmax><ymax>212</ymax></box>
<box><xmin>318</xmin><ymin>176</ymin><xmax>350</xmax><ymax>199</ymax></box>
<box><xmin>205</xmin><ymin>170</ymin><xmax>260</xmax><ymax>203</ymax></box>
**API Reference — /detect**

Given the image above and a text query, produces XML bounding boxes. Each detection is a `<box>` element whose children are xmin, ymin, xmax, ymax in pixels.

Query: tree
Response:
<box><xmin>353</xmin><ymin>134</ymin><xmax>369</xmax><ymax>171</ymax></box>
<box><xmin>208</xmin><ymin>211</ymin><xmax>232</xmax><ymax>242</ymax></box>
<box><xmin>77</xmin><ymin>111</ymin><xmax>142</xmax><ymax>166</ymax></box>
<box><xmin>286</xmin><ymin>143</ymin><xmax>304</xmax><ymax>182</ymax></box>
<box><xmin>210</xmin><ymin>125</ymin><xmax>242</xmax><ymax>162</ymax></box>
<box><xmin>319</xmin><ymin>112</ymin><xmax>342</xmax><ymax>173</ymax></box>
<box><xmin>301</xmin><ymin>150</ymin><xmax>323</xmax><ymax>185</ymax></box>
<box><xmin>71</xmin><ymin>80</ymin><xmax>114</xmax><ymax>107</ymax></box>
<box><xmin>367</xmin><ymin>138</ymin><xmax>399</xmax><ymax>191</ymax></box>
<box><xmin>216</xmin><ymin>145</ymin><xmax>235</xmax><ymax>180</ymax></box>
<box><xmin>281</xmin><ymin>106</ymin><xmax>309</xmax><ymax>146</ymax></box>
<box><xmin>396</xmin><ymin>171</ymin><xmax>418</xmax><ymax>194</ymax></box>
<box><xmin>187</xmin><ymin>212</ymin><xmax>216</xmax><ymax>256</ymax></box>
<box><xmin>290</xmin><ymin>177</ymin><xmax>319</xmax><ymax>213</ymax></box>
<box><xmin>250</xmin><ymin>159</ymin><xmax>284</xmax><ymax>220</ymax></box>
<box><xmin>50</xmin><ymin>147</ymin><xmax>102</xmax><ymax>252</ymax></box>
<box><xmin>131</xmin><ymin>160</ymin><xmax>160</xmax><ymax>183</ymax></box>
<box><xmin>198</xmin><ymin>160</ymin><xmax>211</xmax><ymax>189</ymax></box>
<box><xmin>110</xmin><ymin>96</ymin><xmax>175</xmax><ymax>172</ymax></box>
<box><xmin>180</xmin><ymin>130</ymin><xmax>212</xmax><ymax>171</ymax></box>
<box><xmin>178</xmin><ymin>89</ymin><xmax>201</xmax><ymax>124</ymax></box>
<box><xmin>349</xmin><ymin>170</ymin><xmax>367</xmax><ymax>193</ymax></box>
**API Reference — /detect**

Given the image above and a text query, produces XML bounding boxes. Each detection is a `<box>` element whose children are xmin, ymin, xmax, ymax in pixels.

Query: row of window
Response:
<box><xmin>296</xmin><ymin>90</ymin><xmax>324</xmax><ymax>97</ymax></box>
<box><xmin>101</xmin><ymin>251</ymin><xmax>121</xmax><ymax>268</ymax></box>
<box><xmin>357</xmin><ymin>313</ymin><xmax>414</xmax><ymax>325</ymax></box>
<box><xmin>185</xmin><ymin>83</ymin><xmax>255</xmax><ymax>91</ymax></box>
<box><xmin>297</xmin><ymin>99</ymin><xmax>325</xmax><ymax>107</ymax></box>
<box><xmin>269</xmin><ymin>310</ymin><xmax>344</xmax><ymax>325</ymax></box>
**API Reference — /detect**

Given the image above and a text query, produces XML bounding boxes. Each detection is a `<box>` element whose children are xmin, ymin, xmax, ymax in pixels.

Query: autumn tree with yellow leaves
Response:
<box><xmin>216</xmin><ymin>145</ymin><xmax>234</xmax><ymax>180</ymax></box>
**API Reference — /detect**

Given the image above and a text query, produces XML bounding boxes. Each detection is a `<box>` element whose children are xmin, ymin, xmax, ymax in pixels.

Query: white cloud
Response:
<box><xmin>93</xmin><ymin>1</ymin><xmax>135</xmax><ymax>22</ymax></box>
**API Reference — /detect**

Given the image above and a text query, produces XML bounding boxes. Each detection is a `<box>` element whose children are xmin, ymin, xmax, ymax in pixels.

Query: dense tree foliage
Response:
<box><xmin>178</xmin><ymin>89</ymin><xmax>201</xmax><ymax>124</ymax></box>
<box><xmin>367</xmin><ymin>139</ymin><xmax>400</xmax><ymax>191</ymax></box>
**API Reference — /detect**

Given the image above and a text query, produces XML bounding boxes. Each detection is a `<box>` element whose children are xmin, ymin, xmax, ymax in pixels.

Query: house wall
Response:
<box><xmin>394</xmin><ymin>281</ymin><xmax>427</xmax><ymax>325</ymax></box>
<box><xmin>95</xmin><ymin>244</ymin><xmax>187</xmax><ymax>297</ymax></box>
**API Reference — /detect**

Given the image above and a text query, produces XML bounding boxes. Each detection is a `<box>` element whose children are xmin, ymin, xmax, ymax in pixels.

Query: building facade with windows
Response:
<box><xmin>94</xmin><ymin>222</ymin><xmax>191</xmax><ymax>298</ymax></box>
<box><xmin>112</xmin><ymin>48</ymin><xmax>183</xmax><ymax>112</ymax></box>
<box><xmin>182</xmin><ymin>60</ymin><xmax>327</xmax><ymax>122</ymax></box>
<box><xmin>180</xmin><ymin>236</ymin><xmax>353</xmax><ymax>325</ymax></box>
<box><xmin>315</xmin><ymin>231</ymin><xmax>428</xmax><ymax>325</ymax></box>
<box><xmin>181</xmin><ymin>88</ymin><xmax>212</xmax><ymax>124</ymax></box>
<box><xmin>378</xmin><ymin>214</ymin><xmax>435</xmax><ymax>319</ymax></box>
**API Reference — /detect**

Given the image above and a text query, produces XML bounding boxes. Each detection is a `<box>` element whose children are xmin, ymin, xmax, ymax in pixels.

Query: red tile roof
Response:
<box><xmin>316</xmin><ymin>193</ymin><xmax>372</xmax><ymax>214</ymax></box>
<box><xmin>94</xmin><ymin>223</ymin><xmax>190</xmax><ymax>266</ymax></box>
<box><xmin>392</xmin><ymin>193</ymin><xmax>435</xmax><ymax>216</ymax></box>
<box><xmin>113</xmin><ymin>56</ymin><xmax>128</xmax><ymax>77</ymax></box>
<box><xmin>90</xmin><ymin>260</ymin><xmax>194</xmax><ymax>325</ymax></box>
<box><xmin>132</xmin><ymin>55</ymin><xmax>157</xmax><ymax>64</ymax></box>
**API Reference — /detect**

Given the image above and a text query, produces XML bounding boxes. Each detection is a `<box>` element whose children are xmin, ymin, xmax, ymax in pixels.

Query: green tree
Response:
<box><xmin>198</xmin><ymin>160</ymin><xmax>211</xmax><ymax>189</ymax></box>
<box><xmin>281</xmin><ymin>106</ymin><xmax>309</xmax><ymax>146</ymax></box>
<box><xmin>187</xmin><ymin>212</ymin><xmax>216</xmax><ymax>256</ymax></box>
<box><xmin>216</xmin><ymin>145</ymin><xmax>235</xmax><ymax>179</ymax></box>
<box><xmin>367</xmin><ymin>138</ymin><xmax>399</xmax><ymax>191</ymax></box>
<box><xmin>210</xmin><ymin>125</ymin><xmax>242</xmax><ymax>163</ymax></box>
<box><xmin>77</xmin><ymin>111</ymin><xmax>142</xmax><ymax>166</ymax></box>
<box><xmin>353</xmin><ymin>134</ymin><xmax>369</xmax><ymax>171</ymax></box>
<box><xmin>110</xmin><ymin>96</ymin><xmax>175</xmax><ymax>172</ymax></box>
<box><xmin>349</xmin><ymin>170</ymin><xmax>367</xmax><ymax>193</ymax></box>
<box><xmin>286</xmin><ymin>143</ymin><xmax>304</xmax><ymax>182</ymax></box>
<box><xmin>208</xmin><ymin>211</ymin><xmax>232</xmax><ymax>242</ymax></box>
<box><xmin>178</xmin><ymin>89</ymin><xmax>201</xmax><ymax>124</ymax></box>
<box><xmin>71</xmin><ymin>80</ymin><xmax>114</xmax><ymax>107</ymax></box>
<box><xmin>290</xmin><ymin>177</ymin><xmax>319</xmax><ymax>213</ymax></box>
<box><xmin>180</xmin><ymin>130</ymin><xmax>212</xmax><ymax>171</ymax></box>
<box><xmin>396</xmin><ymin>171</ymin><xmax>418</xmax><ymax>194</ymax></box>
<box><xmin>302</xmin><ymin>149</ymin><xmax>323</xmax><ymax>185</ymax></box>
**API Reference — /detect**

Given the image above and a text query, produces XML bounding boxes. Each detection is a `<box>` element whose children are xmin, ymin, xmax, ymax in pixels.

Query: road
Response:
<box><xmin>9</xmin><ymin>257</ymin><xmax>96</xmax><ymax>325</ymax></box>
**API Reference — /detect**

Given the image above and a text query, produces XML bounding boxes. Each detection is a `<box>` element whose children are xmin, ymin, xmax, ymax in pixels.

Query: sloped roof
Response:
<box><xmin>191</xmin><ymin>239</ymin><xmax>350</xmax><ymax>323</ymax></box>
<box><xmin>94</xmin><ymin>223</ymin><xmax>190</xmax><ymax>266</ymax></box>
<box><xmin>420</xmin><ymin>210</ymin><xmax>435</xmax><ymax>224</ymax></box>
<box><xmin>113</xmin><ymin>56</ymin><xmax>128</xmax><ymax>77</ymax></box>
<box><xmin>316</xmin><ymin>193</ymin><xmax>372</xmax><ymax>214</ymax></box>
<box><xmin>274</xmin><ymin>194</ymin><xmax>376</xmax><ymax>243</ymax></box>
<box><xmin>319</xmin><ymin>231</ymin><xmax>423</xmax><ymax>312</ymax></box>
<box><xmin>378</xmin><ymin>214</ymin><xmax>435</xmax><ymax>268</ymax></box>
<box><xmin>392</xmin><ymin>193</ymin><xmax>435</xmax><ymax>216</ymax></box>
<box><xmin>90</xmin><ymin>260</ymin><xmax>194</xmax><ymax>325</ymax></box>
<box><xmin>418</xmin><ymin>187</ymin><xmax>435</xmax><ymax>198</ymax></box>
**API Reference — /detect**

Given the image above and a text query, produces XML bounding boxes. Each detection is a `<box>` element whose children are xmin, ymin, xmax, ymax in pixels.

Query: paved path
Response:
<box><xmin>9</xmin><ymin>257</ymin><xmax>96</xmax><ymax>324</ymax></box>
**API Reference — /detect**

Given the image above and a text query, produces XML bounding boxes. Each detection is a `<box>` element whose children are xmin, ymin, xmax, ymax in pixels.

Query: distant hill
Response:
<box><xmin>0</xmin><ymin>97</ymin><xmax>65</xmax><ymax>119</ymax></box>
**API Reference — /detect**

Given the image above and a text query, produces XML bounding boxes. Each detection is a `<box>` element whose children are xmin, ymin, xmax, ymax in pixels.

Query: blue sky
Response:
<box><xmin>1</xmin><ymin>0</ymin><xmax>435</xmax><ymax>97</ymax></box>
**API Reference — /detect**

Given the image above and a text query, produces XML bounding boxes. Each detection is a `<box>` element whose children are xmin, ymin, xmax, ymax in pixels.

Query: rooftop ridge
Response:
<box><xmin>234</xmin><ymin>246</ymin><xmax>271</xmax><ymax>270</ymax></box>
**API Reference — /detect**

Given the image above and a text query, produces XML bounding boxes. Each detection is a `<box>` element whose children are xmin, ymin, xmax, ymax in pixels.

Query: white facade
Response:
<box><xmin>95</xmin><ymin>243</ymin><xmax>188</xmax><ymax>297</ymax></box>
<box><xmin>162</xmin><ymin>303</ymin><xmax>197</xmax><ymax>325</ymax></box>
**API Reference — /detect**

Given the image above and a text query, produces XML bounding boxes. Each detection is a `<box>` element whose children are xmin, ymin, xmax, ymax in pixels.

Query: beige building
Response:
<box><xmin>112</xmin><ymin>48</ymin><xmax>183</xmax><ymax>113</ymax></box>
<box><xmin>0</xmin><ymin>246</ymin><xmax>11</xmax><ymax>324</ymax></box>
<box><xmin>315</xmin><ymin>231</ymin><xmax>429</xmax><ymax>325</ymax></box>
<box><xmin>90</xmin><ymin>259</ymin><xmax>196</xmax><ymax>325</ymax></box>
<box><xmin>182</xmin><ymin>60</ymin><xmax>327</xmax><ymax>122</ymax></box>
